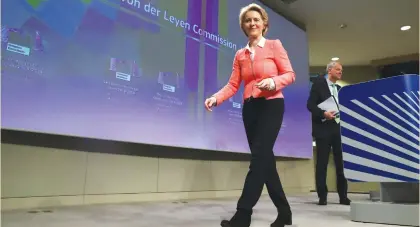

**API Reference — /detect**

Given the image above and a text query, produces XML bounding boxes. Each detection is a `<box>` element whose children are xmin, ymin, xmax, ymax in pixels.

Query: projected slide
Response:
<box><xmin>1</xmin><ymin>0</ymin><xmax>312</xmax><ymax>158</ymax></box>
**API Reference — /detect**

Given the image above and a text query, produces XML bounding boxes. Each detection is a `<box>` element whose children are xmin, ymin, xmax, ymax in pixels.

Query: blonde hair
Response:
<box><xmin>239</xmin><ymin>3</ymin><xmax>269</xmax><ymax>37</ymax></box>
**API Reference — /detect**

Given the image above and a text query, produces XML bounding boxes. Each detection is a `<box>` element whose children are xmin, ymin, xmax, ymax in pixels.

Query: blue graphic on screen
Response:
<box><xmin>1</xmin><ymin>0</ymin><xmax>311</xmax><ymax>158</ymax></box>
<box><xmin>339</xmin><ymin>74</ymin><xmax>419</xmax><ymax>182</ymax></box>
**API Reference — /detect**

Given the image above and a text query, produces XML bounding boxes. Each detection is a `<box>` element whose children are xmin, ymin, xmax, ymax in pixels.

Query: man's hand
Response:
<box><xmin>323</xmin><ymin>110</ymin><xmax>336</xmax><ymax>120</ymax></box>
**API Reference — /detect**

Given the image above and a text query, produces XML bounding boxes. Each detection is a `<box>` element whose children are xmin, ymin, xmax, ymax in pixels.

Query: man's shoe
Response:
<box><xmin>318</xmin><ymin>198</ymin><xmax>327</xmax><ymax>205</ymax></box>
<box><xmin>339</xmin><ymin>198</ymin><xmax>351</xmax><ymax>205</ymax></box>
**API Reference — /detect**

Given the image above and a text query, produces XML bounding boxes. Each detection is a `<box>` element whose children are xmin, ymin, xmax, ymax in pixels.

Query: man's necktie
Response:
<box><xmin>331</xmin><ymin>84</ymin><xmax>340</xmax><ymax>124</ymax></box>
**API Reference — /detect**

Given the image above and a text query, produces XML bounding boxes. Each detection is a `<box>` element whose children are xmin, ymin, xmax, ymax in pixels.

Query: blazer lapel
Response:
<box><xmin>321</xmin><ymin>78</ymin><xmax>331</xmax><ymax>98</ymax></box>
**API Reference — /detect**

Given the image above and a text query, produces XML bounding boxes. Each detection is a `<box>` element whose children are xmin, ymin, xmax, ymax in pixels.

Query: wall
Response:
<box><xmin>1</xmin><ymin>64</ymin><xmax>386</xmax><ymax>211</ymax></box>
<box><xmin>310</xmin><ymin>65</ymin><xmax>378</xmax><ymax>86</ymax></box>
<box><xmin>310</xmin><ymin>65</ymin><xmax>380</xmax><ymax>193</ymax></box>
<box><xmin>1</xmin><ymin>143</ymin><xmax>315</xmax><ymax>211</ymax></box>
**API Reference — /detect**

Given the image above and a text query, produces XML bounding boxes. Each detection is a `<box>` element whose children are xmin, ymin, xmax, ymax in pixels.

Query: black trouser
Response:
<box><xmin>315</xmin><ymin>132</ymin><xmax>348</xmax><ymax>200</ymax></box>
<box><xmin>236</xmin><ymin>97</ymin><xmax>290</xmax><ymax>214</ymax></box>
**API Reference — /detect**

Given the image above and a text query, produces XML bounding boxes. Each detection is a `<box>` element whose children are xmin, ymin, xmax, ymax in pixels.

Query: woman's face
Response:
<box><xmin>243</xmin><ymin>10</ymin><xmax>264</xmax><ymax>38</ymax></box>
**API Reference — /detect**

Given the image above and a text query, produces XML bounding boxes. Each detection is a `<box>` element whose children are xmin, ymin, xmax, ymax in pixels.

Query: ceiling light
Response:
<box><xmin>339</xmin><ymin>24</ymin><xmax>347</xmax><ymax>29</ymax></box>
<box><xmin>331</xmin><ymin>57</ymin><xmax>339</xmax><ymax>61</ymax></box>
<box><xmin>401</xmin><ymin>25</ymin><xmax>411</xmax><ymax>31</ymax></box>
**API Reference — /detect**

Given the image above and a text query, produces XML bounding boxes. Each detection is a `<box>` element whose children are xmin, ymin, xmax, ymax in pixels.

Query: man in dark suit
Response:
<box><xmin>307</xmin><ymin>61</ymin><xmax>351</xmax><ymax>206</ymax></box>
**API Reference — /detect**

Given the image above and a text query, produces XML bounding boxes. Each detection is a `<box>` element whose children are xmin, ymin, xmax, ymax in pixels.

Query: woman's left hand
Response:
<box><xmin>255</xmin><ymin>78</ymin><xmax>275</xmax><ymax>91</ymax></box>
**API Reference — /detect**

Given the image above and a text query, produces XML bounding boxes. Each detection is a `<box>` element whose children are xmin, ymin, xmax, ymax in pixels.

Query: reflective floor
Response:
<box><xmin>2</xmin><ymin>193</ymin><xmax>393</xmax><ymax>227</ymax></box>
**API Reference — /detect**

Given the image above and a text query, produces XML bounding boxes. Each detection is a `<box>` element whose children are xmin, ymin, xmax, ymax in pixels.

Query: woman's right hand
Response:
<box><xmin>204</xmin><ymin>97</ymin><xmax>217</xmax><ymax>112</ymax></box>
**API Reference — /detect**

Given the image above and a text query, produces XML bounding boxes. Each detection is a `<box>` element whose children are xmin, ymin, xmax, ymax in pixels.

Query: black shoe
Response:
<box><xmin>220</xmin><ymin>209</ymin><xmax>252</xmax><ymax>227</ymax></box>
<box><xmin>270</xmin><ymin>210</ymin><xmax>292</xmax><ymax>227</ymax></box>
<box><xmin>286</xmin><ymin>214</ymin><xmax>292</xmax><ymax>225</ymax></box>
<box><xmin>339</xmin><ymin>198</ymin><xmax>351</xmax><ymax>205</ymax></box>
<box><xmin>318</xmin><ymin>198</ymin><xmax>327</xmax><ymax>205</ymax></box>
<box><xmin>220</xmin><ymin>220</ymin><xmax>233</xmax><ymax>227</ymax></box>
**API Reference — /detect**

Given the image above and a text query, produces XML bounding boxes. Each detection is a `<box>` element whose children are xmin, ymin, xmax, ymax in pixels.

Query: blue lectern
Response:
<box><xmin>339</xmin><ymin>74</ymin><xmax>419</xmax><ymax>226</ymax></box>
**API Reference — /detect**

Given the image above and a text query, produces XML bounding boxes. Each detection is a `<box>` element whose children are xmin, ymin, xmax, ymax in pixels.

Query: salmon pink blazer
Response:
<box><xmin>213</xmin><ymin>38</ymin><xmax>295</xmax><ymax>105</ymax></box>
